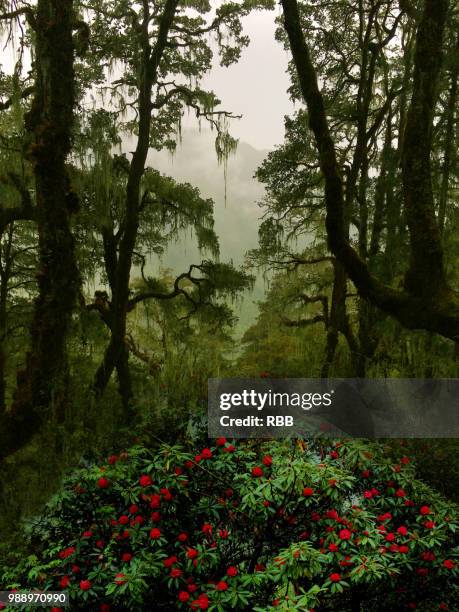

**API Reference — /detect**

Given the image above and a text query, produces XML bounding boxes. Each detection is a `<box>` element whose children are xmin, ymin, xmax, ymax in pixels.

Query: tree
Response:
<box><xmin>76</xmin><ymin>0</ymin><xmax>270</xmax><ymax>413</ymax></box>
<box><xmin>280</xmin><ymin>0</ymin><xmax>459</xmax><ymax>342</ymax></box>
<box><xmin>0</xmin><ymin>0</ymin><xmax>82</xmax><ymax>460</ymax></box>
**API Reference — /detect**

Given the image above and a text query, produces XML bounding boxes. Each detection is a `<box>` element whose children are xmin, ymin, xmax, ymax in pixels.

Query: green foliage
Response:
<box><xmin>1</xmin><ymin>438</ymin><xmax>457</xmax><ymax>611</ymax></box>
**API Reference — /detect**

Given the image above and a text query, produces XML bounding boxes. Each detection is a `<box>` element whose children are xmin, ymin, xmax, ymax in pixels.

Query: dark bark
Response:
<box><xmin>0</xmin><ymin>225</ymin><xmax>14</xmax><ymax>413</ymax></box>
<box><xmin>281</xmin><ymin>0</ymin><xmax>459</xmax><ymax>342</ymax></box>
<box><xmin>401</xmin><ymin>0</ymin><xmax>449</xmax><ymax>296</ymax></box>
<box><xmin>0</xmin><ymin>0</ymin><xmax>80</xmax><ymax>461</ymax></box>
<box><xmin>91</xmin><ymin>0</ymin><xmax>179</xmax><ymax>405</ymax></box>
<box><xmin>438</xmin><ymin>34</ymin><xmax>459</xmax><ymax>233</ymax></box>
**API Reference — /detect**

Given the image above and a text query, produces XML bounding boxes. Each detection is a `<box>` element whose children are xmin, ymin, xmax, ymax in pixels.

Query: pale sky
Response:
<box><xmin>191</xmin><ymin>8</ymin><xmax>295</xmax><ymax>151</ymax></box>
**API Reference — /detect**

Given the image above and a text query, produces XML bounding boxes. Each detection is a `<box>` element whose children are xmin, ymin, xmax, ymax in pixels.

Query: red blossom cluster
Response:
<box><xmin>6</xmin><ymin>441</ymin><xmax>457</xmax><ymax>612</ymax></box>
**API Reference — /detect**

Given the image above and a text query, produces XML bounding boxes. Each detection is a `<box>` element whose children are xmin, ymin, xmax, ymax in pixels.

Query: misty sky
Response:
<box><xmin>185</xmin><ymin>8</ymin><xmax>295</xmax><ymax>151</ymax></box>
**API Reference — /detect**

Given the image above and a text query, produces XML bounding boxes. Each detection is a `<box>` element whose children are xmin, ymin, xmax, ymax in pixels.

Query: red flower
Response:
<box><xmin>219</xmin><ymin>529</ymin><xmax>229</xmax><ymax>539</ymax></box>
<box><xmin>71</xmin><ymin>565</ymin><xmax>80</xmax><ymax>573</ymax></box>
<box><xmin>303</xmin><ymin>487</ymin><xmax>314</xmax><ymax>497</ymax></box>
<box><xmin>170</xmin><ymin>568</ymin><xmax>182</xmax><ymax>579</ymax></box>
<box><xmin>121</xmin><ymin>553</ymin><xmax>132</xmax><ymax>562</ymax></box>
<box><xmin>97</xmin><ymin>477</ymin><xmax>109</xmax><ymax>489</ymax></box>
<box><xmin>187</xmin><ymin>548</ymin><xmax>198</xmax><ymax>559</ymax></box>
<box><xmin>443</xmin><ymin>559</ymin><xmax>455</xmax><ymax>570</ymax></box>
<box><xmin>227</xmin><ymin>566</ymin><xmax>238</xmax><ymax>577</ymax></box>
<box><xmin>79</xmin><ymin>580</ymin><xmax>92</xmax><ymax>591</ymax></box>
<box><xmin>58</xmin><ymin>546</ymin><xmax>76</xmax><ymax>559</ymax></box>
<box><xmin>139</xmin><ymin>474</ymin><xmax>153</xmax><ymax>487</ymax></box>
<box><xmin>184</xmin><ymin>460</ymin><xmax>194</xmax><ymax>469</ymax></box>
<box><xmin>177</xmin><ymin>532</ymin><xmax>188</xmax><ymax>542</ymax></box>
<box><xmin>119</xmin><ymin>515</ymin><xmax>129</xmax><ymax>525</ymax></box>
<box><xmin>329</xmin><ymin>543</ymin><xmax>339</xmax><ymax>552</ymax></box>
<box><xmin>194</xmin><ymin>455</ymin><xmax>202</xmax><ymax>463</ymax></box>
<box><xmin>262</xmin><ymin>500</ymin><xmax>270</xmax><ymax>507</ymax></box>
<box><xmin>416</xmin><ymin>568</ymin><xmax>428</xmax><ymax>576</ymax></box>
<box><xmin>361</xmin><ymin>470</ymin><xmax>370</xmax><ymax>478</ymax></box>
<box><xmin>424</xmin><ymin>520</ymin><xmax>435</xmax><ymax>529</ymax></box>
<box><xmin>202</xmin><ymin>523</ymin><xmax>213</xmax><ymax>535</ymax></box>
<box><xmin>129</xmin><ymin>504</ymin><xmax>138</xmax><ymax>514</ymax></box>
<box><xmin>330</xmin><ymin>573</ymin><xmax>341</xmax><ymax>582</ymax></box>
<box><xmin>178</xmin><ymin>591</ymin><xmax>190</xmax><ymax>602</ymax></box>
<box><xmin>397</xmin><ymin>526</ymin><xmax>408</xmax><ymax>536</ymax></box>
<box><xmin>59</xmin><ymin>576</ymin><xmax>70</xmax><ymax>588</ymax></box>
<box><xmin>201</xmin><ymin>448</ymin><xmax>213</xmax><ymax>459</ymax></box>
<box><xmin>150</xmin><ymin>494</ymin><xmax>161</xmax><ymax>509</ymax></box>
<box><xmin>115</xmin><ymin>573</ymin><xmax>127</xmax><ymax>585</ymax></box>
<box><xmin>330</xmin><ymin>450</ymin><xmax>339</xmax><ymax>459</ymax></box>
<box><xmin>398</xmin><ymin>545</ymin><xmax>409</xmax><ymax>553</ymax></box>
<box><xmin>262</xmin><ymin>455</ymin><xmax>273</xmax><ymax>466</ymax></box>
<box><xmin>401</xmin><ymin>456</ymin><xmax>410</xmax><ymax>464</ymax></box>
<box><xmin>216</xmin><ymin>581</ymin><xmax>228</xmax><ymax>591</ymax></box>
<box><xmin>326</xmin><ymin>509</ymin><xmax>339</xmax><ymax>520</ymax></box>
<box><xmin>421</xmin><ymin>551</ymin><xmax>435</xmax><ymax>561</ymax></box>
<box><xmin>252</xmin><ymin>466</ymin><xmax>263</xmax><ymax>477</ymax></box>
<box><xmin>108</xmin><ymin>455</ymin><xmax>118</xmax><ymax>465</ymax></box>
<box><xmin>339</xmin><ymin>528</ymin><xmax>351</xmax><ymax>540</ymax></box>
<box><xmin>191</xmin><ymin>594</ymin><xmax>209</xmax><ymax>610</ymax></box>
<box><xmin>160</xmin><ymin>487</ymin><xmax>173</xmax><ymax>501</ymax></box>
<box><xmin>419</xmin><ymin>505</ymin><xmax>431</xmax><ymax>515</ymax></box>
<box><xmin>150</xmin><ymin>528</ymin><xmax>161</xmax><ymax>539</ymax></box>
<box><xmin>163</xmin><ymin>556</ymin><xmax>178</xmax><ymax>568</ymax></box>
<box><xmin>395</xmin><ymin>488</ymin><xmax>406</xmax><ymax>497</ymax></box>
<box><xmin>216</xmin><ymin>437</ymin><xmax>227</xmax><ymax>446</ymax></box>
<box><xmin>386</xmin><ymin>533</ymin><xmax>396</xmax><ymax>542</ymax></box>
<box><xmin>224</xmin><ymin>445</ymin><xmax>235</xmax><ymax>453</ymax></box>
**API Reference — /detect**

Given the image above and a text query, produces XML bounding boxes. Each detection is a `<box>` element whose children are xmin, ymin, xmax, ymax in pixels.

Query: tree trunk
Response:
<box><xmin>438</xmin><ymin>34</ymin><xmax>459</xmax><ymax>233</ymax></box>
<box><xmin>90</xmin><ymin>0</ymin><xmax>179</xmax><ymax>406</ymax></box>
<box><xmin>0</xmin><ymin>0</ymin><xmax>80</xmax><ymax>461</ymax></box>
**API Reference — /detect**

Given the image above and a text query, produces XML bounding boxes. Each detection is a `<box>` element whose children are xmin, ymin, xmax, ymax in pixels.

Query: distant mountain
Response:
<box><xmin>139</xmin><ymin>129</ymin><xmax>270</xmax><ymax>332</ymax></box>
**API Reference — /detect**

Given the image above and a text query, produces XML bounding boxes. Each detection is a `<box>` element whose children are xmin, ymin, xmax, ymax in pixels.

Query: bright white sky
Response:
<box><xmin>191</xmin><ymin>8</ymin><xmax>295</xmax><ymax>151</ymax></box>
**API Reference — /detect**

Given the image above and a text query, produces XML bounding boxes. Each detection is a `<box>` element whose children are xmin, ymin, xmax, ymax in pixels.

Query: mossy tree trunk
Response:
<box><xmin>0</xmin><ymin>0</ymin><xmax>80</xmax><ymax>460</ymax></box>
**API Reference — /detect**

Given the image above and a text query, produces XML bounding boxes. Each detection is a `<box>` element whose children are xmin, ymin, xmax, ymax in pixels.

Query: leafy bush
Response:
<box><xmin>1</xmin><ymin>439</ymin><xmax>458</xmax><ymax>611</ymax></box>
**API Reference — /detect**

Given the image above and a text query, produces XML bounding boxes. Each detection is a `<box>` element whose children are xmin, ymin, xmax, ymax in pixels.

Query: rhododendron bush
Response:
<box><xmin>2</xmin><ymin>439</ymin><xmax>458</xmax><ymax>611</ymax></box>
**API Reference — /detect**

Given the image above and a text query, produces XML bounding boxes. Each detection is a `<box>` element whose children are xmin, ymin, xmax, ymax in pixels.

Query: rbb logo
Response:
<box><xmin>266</xmin><ymin>416</ymin><xmax>294</xmax><ymax>426</ymax></box>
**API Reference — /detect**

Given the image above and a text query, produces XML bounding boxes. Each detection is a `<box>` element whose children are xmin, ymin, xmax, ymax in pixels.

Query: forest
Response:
<box><xmin>0</xmin><ymin>0</ymin><xmax>458</xmax><ymax>610</ymax></box>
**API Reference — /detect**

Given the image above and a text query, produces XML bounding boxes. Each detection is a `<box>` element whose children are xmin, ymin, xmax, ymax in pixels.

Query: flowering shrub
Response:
<box><xmin>1</xmin><ymin>439</ymin><xmax>458</xmax><ymax>611</ymax></box>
